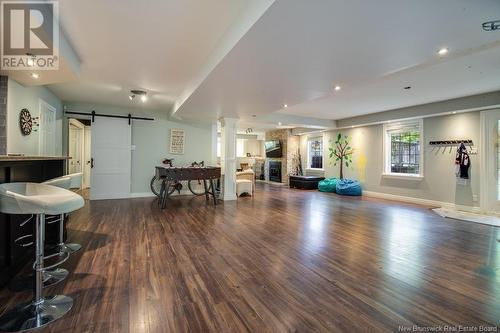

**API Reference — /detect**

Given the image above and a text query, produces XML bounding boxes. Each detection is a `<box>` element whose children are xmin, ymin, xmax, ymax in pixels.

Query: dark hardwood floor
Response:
<box><xmin>0</xmin><ymin>183</ymin><xmax>499</xmax><ymax>332</ymax></box>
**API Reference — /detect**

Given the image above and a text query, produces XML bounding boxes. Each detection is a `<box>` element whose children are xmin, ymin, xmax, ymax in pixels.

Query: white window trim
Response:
<box><xmin>382</xmin><ymin>119</ymin><xmax>424</xmax><ymax>180</ymax></box>
<box><xmin>307</xmin><ymin>136</ymin><xmax>324</xmax><ymax>171</ymax></box>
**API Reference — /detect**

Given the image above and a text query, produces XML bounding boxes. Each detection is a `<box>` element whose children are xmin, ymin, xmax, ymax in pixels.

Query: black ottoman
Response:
<box><xmin>289</xmin><ymin>175</ymin><xmax>325</xmax><ymax>190</ymax></box>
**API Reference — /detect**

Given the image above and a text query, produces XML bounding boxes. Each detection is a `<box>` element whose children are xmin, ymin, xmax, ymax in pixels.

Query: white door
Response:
<box><xmin>481</xmin><ymin>109</ymin><xmax>500</xmax><ymax>214</ymax></box>
<box><xmin>38</xmin><ymin>99</ymin><xmax>56</xmax><ymax>155</ymax></box>
<box><xmin>83</xmin><ymin>126</ymin><xmax>92</xmax><ymax>188</ymax></box>
<box><xmin>90</xmin><ymin>117</ymin><xmax>131</xmax><ymax>200</ymax></box>
<box><xmin>68</xmin><ymin>119</ymin><xmax>84</xmax><ymax>174</ymax></box>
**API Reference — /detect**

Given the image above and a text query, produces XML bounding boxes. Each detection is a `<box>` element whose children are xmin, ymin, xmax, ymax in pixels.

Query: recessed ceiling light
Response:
<box><xmin>140</xmin><ymin>95</ymin><xmax>147</xmax><ymax>103</ymax></box>
<box><xmin>437</xmin><ymin>48</ymin><xmax>449</xmax><ymax>56</ymax></box>
<box><xmin>283</xmin><ymin>104</ymin><xmax>288</xmax><ymax>108</ymax></box>
<box><xmin>278</xmin><ymin>122</ymin><xmax>282</xmax><ymax>126</ymax></box>
<box><xmin>452</xmin><ymin>111</ymin><xmax>457</xmax><ymax>114</ymax></box>
<box><xmin>30</xmin><ymin>73</ymin><xmax>39</xmax><ymax>79</ymax></box>
<box><xmin>334</xmin><ymin>85</ymin><xmax>341</xmax><ymax>91</ymax></box>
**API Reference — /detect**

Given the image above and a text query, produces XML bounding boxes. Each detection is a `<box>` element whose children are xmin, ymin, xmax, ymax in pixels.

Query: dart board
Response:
<box><xmin>19</xmin><ymin>109</ymin><xmax>33</xmax><ymax>135</ymax></box>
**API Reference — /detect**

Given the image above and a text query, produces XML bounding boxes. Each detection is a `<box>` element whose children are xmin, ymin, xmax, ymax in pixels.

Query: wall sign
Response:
<box><xmin>170</xmin><ymin>129</ymin><xmax>185</xmax><ymax>154</ymax></box>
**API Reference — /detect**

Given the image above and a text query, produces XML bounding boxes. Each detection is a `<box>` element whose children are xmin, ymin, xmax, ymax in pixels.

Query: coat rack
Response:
<box><xmin>428</xmin><ymin>139</ymin><xmax>477</xmax><ymax>155</ymax></box>
<box><xmin>428</xmin><ymin>139</ymin><xmax>473</xmax><ymax>146</ymax></box>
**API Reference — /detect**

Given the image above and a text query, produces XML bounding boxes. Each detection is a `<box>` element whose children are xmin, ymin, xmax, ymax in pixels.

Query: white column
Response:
<box><xmin>220</xmin><ymin>117</ymin><xmax>238</xmax><ymax>201</ymax></box>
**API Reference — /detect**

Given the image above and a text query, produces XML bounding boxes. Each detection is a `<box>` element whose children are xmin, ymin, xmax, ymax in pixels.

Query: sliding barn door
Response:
<box><xmin>90</xmin><ymin>117</ymin><xmax>131</xmax><ymax>200</ymax></box>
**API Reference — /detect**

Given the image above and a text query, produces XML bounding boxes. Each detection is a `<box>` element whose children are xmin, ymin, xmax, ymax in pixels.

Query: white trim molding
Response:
<box><xmin>363</xmin><ymin>190</ymin><xmax>480</xmax><ymax>213</ymax></box>
<box><xmin>130</xmin><ymin>190</ymin><xmax>195</xmax><ymax>199</ymax></box>
<box><xmin>382</xmin><ymin>118</ymin><xmax>424</xmax><ymax>179</ymax></box>
<box><xmin>381</xmin><ymin>173</ymin><xmax>423</xmax><ymax>181</ymax></box>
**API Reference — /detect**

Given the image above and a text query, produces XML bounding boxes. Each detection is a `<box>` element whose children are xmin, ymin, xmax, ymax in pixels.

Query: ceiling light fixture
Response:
<box><xmin>129</xmin><ymin>89</ymin><xmax>148</xmax><ymax>103</ymax></box>
<box><xmin>26</xmin><ymin>53</ymin><xmax>36</xmax><ymax>67</ymax></box>
<box><xmin>283</xmin><ymin>104</ymin><xmax>288</xmax><ymax>108</ymax></box>
<box><xmin>30</xmin><ymin>73</ymin><xmax>40</xmax><ymax>79</ymax></box>
<box><xmin>482</xmin><ymin>19</ymin><xmax>500</xmax><ymax>31</ymax></box>
<box><xmin>278</xmin><ymin>122</ymin><xmax>282</xmax><ymax>126</ymax></box>
<box><xmin>437</xmin><ymin>48</ymin><xmax>449</xmax><ymax>56</ymax></box>
<box><xmin>334</xmin><ymin>85</ymin><xmax>341</xmax><ymax>91</ymax></box>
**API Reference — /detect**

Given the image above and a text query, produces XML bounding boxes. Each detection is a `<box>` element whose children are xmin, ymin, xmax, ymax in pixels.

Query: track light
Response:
<box><xmin>26</xmin><ymin>53</ymin><xmax>36</xmax><ymax>67</ymax></box>
<box><xmin>129</xmin><ymin>89</ymin><xmax>147</xmax><ymax>103</ymax></box>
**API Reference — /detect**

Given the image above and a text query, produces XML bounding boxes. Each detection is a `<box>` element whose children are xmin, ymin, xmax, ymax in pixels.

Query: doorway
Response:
<box><xmin>68</xmin><ymin>118</ymin><xmax>91</xmax><ymax>199</ymax></box>
<box><xmin>480</xmin><ymin>109</ymin><xmax>500</xmax><ymax>214</ymax></box>
<box><xmin>38</xmin><ymin>99</ymin><xmax>56</xmax><ymax>155</ymax></box>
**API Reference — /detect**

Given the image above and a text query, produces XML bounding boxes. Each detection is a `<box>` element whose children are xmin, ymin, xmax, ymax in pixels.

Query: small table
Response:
<box><xmin>155</xmin><ymin>166</ymin><xmax>221</xmax><ymax>209</ymax></box>
<box><xmin>289</xmin><ymin>175</ymin><xmax>325</xmax><ymax>190</ymax></box>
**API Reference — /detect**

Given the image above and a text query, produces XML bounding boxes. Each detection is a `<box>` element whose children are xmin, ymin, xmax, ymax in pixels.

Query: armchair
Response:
<box><xmin>236</xmin><ymin>169</ymin><xmax>255</xmax><ymax>196</ymax></box>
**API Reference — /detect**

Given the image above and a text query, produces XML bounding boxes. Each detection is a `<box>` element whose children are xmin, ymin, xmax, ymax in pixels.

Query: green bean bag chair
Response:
<box><xmin>336</xmin><ymin>179</ymin><xmax>362</xmax><ymax>196</ymax></box>
<box><xmin>318</xmin><ymin>178</ymin><xmax>338</xmax><ymax>192</ymax></box>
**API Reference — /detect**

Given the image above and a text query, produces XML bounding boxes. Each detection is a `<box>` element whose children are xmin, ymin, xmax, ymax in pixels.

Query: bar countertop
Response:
<box><xmin>0</xmin><ymin>155</ymin><xmax>71</xmax><ymax>161</ymax></box>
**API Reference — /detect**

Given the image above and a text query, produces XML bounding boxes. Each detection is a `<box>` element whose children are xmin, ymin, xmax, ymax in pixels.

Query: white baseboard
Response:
<box><xmin>363</xmin><ymin>190</ymin><xmax>480</xmax><ymax>213</ymax></box>
<box><xmin>90</xmin><ymin>193</ymin><xmax>131</xmax><ymax>200</ymax></box>
<box><xmin>223</xmin><ymin>194</ymin><xmax>237</xmax><ymax>201</ymax></box>
<box><xmin>129</xmin><ymin>189</ymin><xmax>196</xmax><ymax>198</ymax></box>
<box><xmin>129</xmin><ymin>192</ymin><xmax>156</xmax><ymax>198</ymax></box>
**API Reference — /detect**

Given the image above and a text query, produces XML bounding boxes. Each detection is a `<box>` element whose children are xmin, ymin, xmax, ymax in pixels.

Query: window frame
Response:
<box><xmin>382</xmin><ymin>119</ymin><xmax>424</xmax><ymax>180</ymax></box>
<box><xmin>307</xmin><ymin>136</ymin><xmax>324</xmax><ymax>171</ymax></box>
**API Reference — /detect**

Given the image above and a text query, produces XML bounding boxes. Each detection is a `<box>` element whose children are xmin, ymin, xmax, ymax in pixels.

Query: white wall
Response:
<box><xmin>63</xmin><ymin>102</ymin><xmax>214</xmax><ymax>194</ymax></box>
<box><xmin>7</xmin><ymin>78</ymin><xmax>63</xmax><ymax>155</ymax></box>
<box><xmin>301</xmin><ymin>111</ymin><xmax>481</xmax><ymax>208</ymax></box>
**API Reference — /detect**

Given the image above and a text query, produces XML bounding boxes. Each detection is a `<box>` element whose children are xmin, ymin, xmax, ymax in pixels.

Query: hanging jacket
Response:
<box><xmin>455</xmin><ymin>143</ymin><xmax>470</xmax><ymax>179</ymax></box>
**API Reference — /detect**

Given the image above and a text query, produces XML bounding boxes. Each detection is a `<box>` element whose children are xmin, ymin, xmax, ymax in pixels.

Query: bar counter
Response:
<box><xmin>0</xmin><ymin>156</ymin><xmax>70</xmax><ymax>287</ymax></box>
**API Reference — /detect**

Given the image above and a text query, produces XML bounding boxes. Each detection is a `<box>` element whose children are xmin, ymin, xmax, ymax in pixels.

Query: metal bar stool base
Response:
<box><xmin>0</xmin><ymin>295</ymin><xmax>73</xmax><ymax>332</ymax></box>
<box><xmin>7</xmin><ymin>269</ymin><xmax>69</xmax><ymax>292</ymax></box>
<box><xmin>43</xmin><ymin>268</ymin><xmax>69</xmax><ymax>287</ymax></box>
<box><xmin>60</xmin><ymin>243</ymin><xmax>82</xmax><ymax>254</ymax></box>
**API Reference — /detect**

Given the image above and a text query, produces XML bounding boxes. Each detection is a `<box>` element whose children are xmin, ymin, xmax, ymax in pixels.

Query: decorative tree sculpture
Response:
<box><xmin>329</xmin><ymin>133</ymin><xmax>354</xmax><ymax>179</ymax></box>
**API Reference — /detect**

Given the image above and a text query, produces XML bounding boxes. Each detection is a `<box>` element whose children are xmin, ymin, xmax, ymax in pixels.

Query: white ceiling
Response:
<box><xmin>15</xmin><ymin>0</ymin><xmax>499</xmax><ymax>130</ymax></box>
<box><xmin>47</xmin><ymin>0</ymin><xmax>260</xmax><ymax>110</ymax></box>
<box><xmin>175</xmin><ymin>0</ymin><xmax>500</xmax><ymax>125</ymax></box>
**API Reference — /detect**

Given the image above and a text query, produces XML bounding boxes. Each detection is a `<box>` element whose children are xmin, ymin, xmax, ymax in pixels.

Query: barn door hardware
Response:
<box><xmin>65</xmin><ymin>110</ymin><xmax>154</xmax><ymax>125</ymax></box>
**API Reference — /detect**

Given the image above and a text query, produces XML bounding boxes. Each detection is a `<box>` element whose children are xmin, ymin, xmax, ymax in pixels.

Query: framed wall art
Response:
<box><xmin>170</xmin><ymin>129</ymin><xmax>185</xmax><ymax>154</ymax></box>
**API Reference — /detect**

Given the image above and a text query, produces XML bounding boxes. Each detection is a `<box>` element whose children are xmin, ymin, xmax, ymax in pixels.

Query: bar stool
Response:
<box><xmin>43</xmin><ymin>173</ymin><xmax>83</xmax><ymax>254</ymax></box>
<box><xmin>41</xmin><ymin>176</ymin><xmax>73</xmax><ymax>287</ymax></box>
<box><xmin>0</xmin><ymin>182</ymin><xmax>84</xmax><ymax>332</ymax></box>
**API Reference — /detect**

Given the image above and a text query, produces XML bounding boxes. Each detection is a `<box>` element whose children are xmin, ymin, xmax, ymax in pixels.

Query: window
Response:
<box><xmin>307</xmin><ymin>137</ymin><xmax>323</xmax><ymax>169</ymax></box>
<box><xmin>383</xmin><ymin>120</ymin><xmax>423</xmax><ymax>178</ymax></box>
<box><xmin>237</xmin><ymin>138</ymin><xmax>245</xmax><ymax>157</ymax></box>
<box><xmin>217</xmin><ymin>137</ymin><xmax>246</xmax><ymax>157</ymax></box>
<box><xmin>217</xmin><ymin>137</ymin><xmax>221</xmax><ymax>157</ymax></box>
